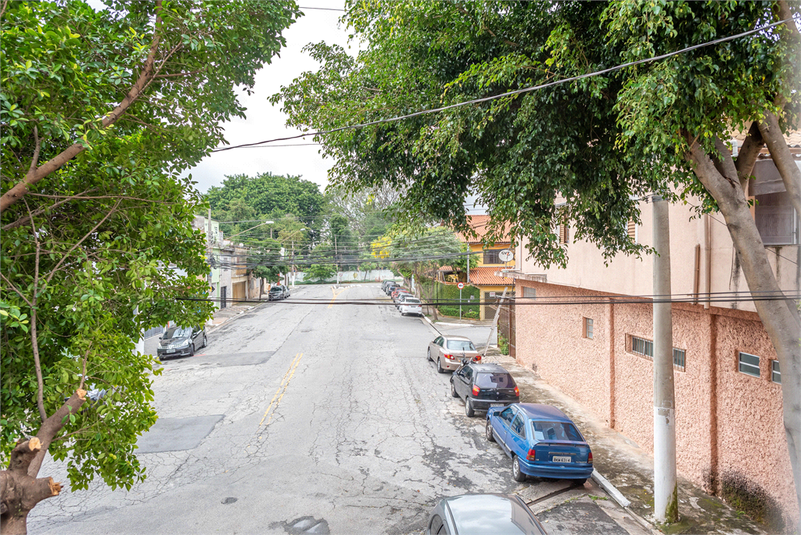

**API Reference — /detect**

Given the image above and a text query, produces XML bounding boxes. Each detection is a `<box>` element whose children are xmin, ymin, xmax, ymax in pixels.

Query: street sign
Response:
<box><xmin>457</xmin><ymin>282</ymin><xmax>464</xmax><ymax>289</ymax></box>
<box><xmin>499</xmin><ymin>249</ymin><xmax>514</xmax><ymax>262</ymax></box>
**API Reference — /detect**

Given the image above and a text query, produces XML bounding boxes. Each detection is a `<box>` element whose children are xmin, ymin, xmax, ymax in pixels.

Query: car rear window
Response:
<box><xmin>446</xmin><ymin>340</ymin><xmax>475</xmax><ymax>351</ymax></box>
<box><xmin>475</xmin><ymin>373</ymin><xmax>515</xmax><ymax>388</ymax></box>
<box><xmin>532</xmin><ymin>421</ymin><xmax>583</xmax><ymax>442</ymax></box>
<box><xmin>404</xmin><ymin>299</ymin><xmax>421</xmax><ymax>304</ymax></box>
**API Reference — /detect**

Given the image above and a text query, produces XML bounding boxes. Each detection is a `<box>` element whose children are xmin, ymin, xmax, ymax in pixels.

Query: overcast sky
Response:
<box><xmin>187</xmin><ymin>3</ymin><xmax>351</xmax><ymax>194</ymax></box>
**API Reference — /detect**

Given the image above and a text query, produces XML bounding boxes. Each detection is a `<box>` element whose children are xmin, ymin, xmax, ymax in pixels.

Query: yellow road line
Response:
<box><xmin>258</xmin><ymin>352</ymin><xmax>303</xmax><ymax>428</ymax></box>
<box><xmin>328</xmin><ymin>286</ymin><xmax>347</xmax><ymax>308</ymax></box>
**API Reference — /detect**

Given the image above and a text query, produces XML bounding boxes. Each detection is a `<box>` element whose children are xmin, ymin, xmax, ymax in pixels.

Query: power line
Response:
<box><xmin>212</xmin><ymin>18</ymin><xmax>793</xmax><ymax>153</ymax></box>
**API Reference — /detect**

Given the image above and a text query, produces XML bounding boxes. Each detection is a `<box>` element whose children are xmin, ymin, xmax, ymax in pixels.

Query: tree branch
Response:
<box><xmin>734</xmin><ymin>121</ymin><xmax>763</xmax><ymax>188</ymax></box>
<box><xmin>28</xmin><ymin>389</ymin><xmax>87</xmax><ymax>478</ymax></box>
<box><xmin>26</xmin><ymin>199</ymin><xmax>47</xmax><ymax>422</ymax></box>
<box><xmin>0</xmin><ymin>272</ymin><xmax>33</xmax><ymax>309</ymax></box>
<box><xmin>1</xmin><ymin>189</ymin><xmax>94</xmax><ymax>231</ymax></box>
<box><xmin>0</xmin><ymin>0</ymin><xmax>165</xmax><ymax>213</ymax></box>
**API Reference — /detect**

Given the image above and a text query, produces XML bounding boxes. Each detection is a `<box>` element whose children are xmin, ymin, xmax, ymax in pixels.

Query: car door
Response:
<box><xmin>507</xmin><ymin>412</ymin><xmax>529</xmax><ymax>460</ymax></box>
<box><xmin>494</xmin><ymin>406</ymin><xmax>516</xmax><ymax>454</ymax></box>
<box><xmin>457</xmin><ymin>365</ymin><xmax>473</xmax><ymax>397</ymax></box>
<box><xmin>430</xmin><ymin>337</ymin><xmax>442</xmax><ymax>357</ymax></box>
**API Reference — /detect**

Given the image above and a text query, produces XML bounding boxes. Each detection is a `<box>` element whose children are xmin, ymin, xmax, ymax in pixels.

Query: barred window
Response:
<box><xmin>631</xmin><ymin>336</ymin><xmax>653</xmax><ymax>358</ymax></box>
<box><xmin>673</xmin><ymin>348</ymin><xmax>686</xmax><ymax>371</ymax></box>
<box><xmin>738</xmin><ymin>352</ymin><xmax>760</xmax><ymax>378</ymax></box>
<box><xmin>771</xmin><ymin>360</ymin><xmax>781</xmax><ymax>384</ymax></box>
<box><xmin>483</xmin><ymin>249</ymin><xmax>504</xmax><ymax>264</ymax></box>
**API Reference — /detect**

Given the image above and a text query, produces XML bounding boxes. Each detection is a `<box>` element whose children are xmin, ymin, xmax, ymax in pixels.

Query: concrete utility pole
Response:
<box><xmin>207</xmin><ymin>208</ymin><xmax>213</xmax><ymax>293</ymax></box>
<box><xmin>483</xmin><ymin>286</ymin><xmax>507</xmax><ymax>357</ymax></box>
<box><xmin>652</xmin><ymin>195</ymin><xmax>678</xmax><ymax>524</ymax></box>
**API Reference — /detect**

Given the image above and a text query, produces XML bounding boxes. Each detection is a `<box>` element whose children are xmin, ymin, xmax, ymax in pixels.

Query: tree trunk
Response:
<box><xmin>686</xmin><ymin>134</ymin><xmax>801</xmax><ymax>526</ymax></box>
<box><xmin>1</xmin><ymin>390</ymin><xmax>86</xmax><ymax>534</ymax></box>
<box><xmin>757</xmin><ymin>112</ymin><xmax>801</xmax><ymax>218</ymax></box>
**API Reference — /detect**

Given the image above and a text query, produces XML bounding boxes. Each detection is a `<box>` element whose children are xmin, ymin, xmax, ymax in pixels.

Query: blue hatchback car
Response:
<box><xmin>486</xmin><ymin>403</ymin><xmax>593</xmax><ymax>483</ymax></box>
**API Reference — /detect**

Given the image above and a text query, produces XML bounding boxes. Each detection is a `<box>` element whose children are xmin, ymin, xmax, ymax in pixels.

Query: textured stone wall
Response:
<box><xmin>514</xmin><ymin>279</ymin><xmax>798</xmax><ymax>527</ymax></box>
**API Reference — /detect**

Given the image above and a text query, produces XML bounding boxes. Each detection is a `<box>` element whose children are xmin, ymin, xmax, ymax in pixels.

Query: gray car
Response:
<box><xmin>427</xmin><ymin>335</ymin><xmax>482</xmax><ymax>373</ymax></box>
<box><xmin>426</xmin><ymin>493</ymin><xmax>547</xmax><ymax>535</ymax></box>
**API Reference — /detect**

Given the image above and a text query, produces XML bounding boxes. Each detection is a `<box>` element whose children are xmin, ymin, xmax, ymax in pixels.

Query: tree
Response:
<box><xmin>306</xmin><ymin>264</ymin><xmax>337</xmax><ymax>282</ymax></box>
<box><xmin>271</xmin><ymin>0</ymin><xmax>801</xmax><ymax>524</ymax></box>
<box><xmin>205</xmin><ymin>172</ymin><xmax>326</xmax><ymax>245</ymax></box>
<box><xmin>0</xmin><ymin>1</ymin><xmax>299</xmax><ymax>532</ymax></box>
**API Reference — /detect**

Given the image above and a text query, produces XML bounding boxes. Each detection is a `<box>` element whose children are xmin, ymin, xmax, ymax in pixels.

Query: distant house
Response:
<box><xmin>454</xmin><ymin>215</ymin><xmax>516</xmax><ymax>320</ymax></box>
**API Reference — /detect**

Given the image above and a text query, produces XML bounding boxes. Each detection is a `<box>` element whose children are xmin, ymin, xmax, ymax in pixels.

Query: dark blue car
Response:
<box><xmin>486</xmin><ymin>403</ymin><xmax>593</xmax><ymax>483</ymax></box>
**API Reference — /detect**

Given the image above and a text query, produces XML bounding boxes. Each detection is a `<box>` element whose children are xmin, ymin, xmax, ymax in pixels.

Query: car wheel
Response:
<box><xmin>512</xmin><ymin>455</ymin><xmax>526</xmax><ymax>482</ymax></box>
<box><xmin>437</xmin><ymin>358</ymin><xmax>445</xmax><ymax>374</ymax></box>
<box><xmin>202</xmin><ymin>333</ymin><xmax>207</xmax><ymax>348</ymax></box>
<box><xmin>486</xmin><ymin>420</ymin><xmax>496</xmax><ymax>442</ymax></box>
<box><xmin>427</xmin><ymin>348</ymin><xmax>432</xmax><ymax>362</ymax></box>
<box><xmin>574</xmin><ymin>478</ymin><xmax>587</xmax><ymax>486</ymax></box>
<box><xmin>189</xmin><ymin>342</ymin><xmax>195</xmax><ymax>356</ymax></box>
<box><xmin>450</xmin><ymin>381</ymin><xmax>459</xmax><ymax>398</ymax></box>
<box><xmin>464</xmin><ymin>397</ymin><xmax>475</xmax><ymax>417</ymax></box>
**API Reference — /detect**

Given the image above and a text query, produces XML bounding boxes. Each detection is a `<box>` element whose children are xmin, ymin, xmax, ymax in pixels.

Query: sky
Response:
<box><xmin>186</xmin><ymin>3</ymin><xmax>351</xmax><ymax>194</ymax></box>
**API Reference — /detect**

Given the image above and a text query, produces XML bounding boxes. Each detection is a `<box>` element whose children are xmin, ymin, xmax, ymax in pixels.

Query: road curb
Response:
<box><xmin>207</xmin><ymin>302</ymin><xmax>268</xmax><ymax>334</ymax></box>
<box><xmin>591</xmin><ymin>469</ymin><xmax>630</xmax><ymax>508</ymax></box>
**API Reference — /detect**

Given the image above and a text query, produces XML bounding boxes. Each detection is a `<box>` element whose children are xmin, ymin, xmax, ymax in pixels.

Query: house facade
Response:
<box><xmin>456</xmin><ymin>215</ymin><xmax>517</xmax><ymax>320</ymax></box>
<box><xmin>508</xmin><ymin>149</ymin><xmax>800</xmax><ymax>528</ymax></box>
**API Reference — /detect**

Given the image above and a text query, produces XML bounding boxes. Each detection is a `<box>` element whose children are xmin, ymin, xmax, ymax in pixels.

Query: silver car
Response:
<box><xmin>426</xmin><ymin>493</ymin><xmax>547</xmax><ymax>535</ymax></box>
<box><xmin>399</xmin><ymin>297</ymin><xmax>423</xmax><ymax>316</ymax></box>
<box><xmin>427</xmin><ymin>335</ymin><xmax>482</xmax><ymax>373</ymax></box>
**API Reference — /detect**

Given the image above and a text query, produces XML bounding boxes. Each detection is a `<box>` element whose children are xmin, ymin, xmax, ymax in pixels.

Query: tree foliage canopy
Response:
<box><xmin>0</xmin><ymin>0</ymin><xmax>299</xmax><ymax>513</ymax></box>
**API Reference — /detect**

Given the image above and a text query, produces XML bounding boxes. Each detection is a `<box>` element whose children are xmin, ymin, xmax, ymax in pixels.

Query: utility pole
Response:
<box><xmin>652</xmin><ymin>195</ymin><xmax>678</xmax><ymax>524</ymax></box>
<box><xmin>483</xmin><ymin>287</ymin><xmax>507</xmax><ymax>357</ymax></box>
<box><xmin>207</xmin><ymin>208</ymin><xmax>213</xmax><ymax>299</ymax></box>
<box><xmin>334</xmin><ymin>235</ymin><xmax>339</xmax><ymax>285</ymax></box>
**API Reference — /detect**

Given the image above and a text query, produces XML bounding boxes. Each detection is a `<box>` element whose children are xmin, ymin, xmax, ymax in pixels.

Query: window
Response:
<box><xmin>558</xmin><ymin>222</ymin><xmax>570</xmax><ymax>244</ymax></box>
<box><xmin>522</xmin><ymin>286</ymin><xmax>536</xmax><ymax>299</ymax></box>
<box><xmin>499</xmin><ymin>407</ymin><xmax>514</xmax><ymax>423</ymax></box>
<box><xmin>771</xmin><ymin>360</ymin><xmax>781</xmax><ymax>384</ymax></box>
<box><xmin>673</xmin><ymin>349</ymin><xmax>686</xmax><ymax>371</ymax></box>
<box><xmin>583</xmin><ymin>318</ymin><xmax>594</xmax><ymax>339</ymax></box>
<box><xmin>483</xmin><ymin>249</ymin><xmax>504</xmax><ymax>264</ymax></box>
<box><xmin>631</xmin><ymin>336</ymin><xmax>654</xmax><ymax>358</ymax></box>
<box><xmin>511</xmin><ymin>414</ymin><xmax>525</xmax><ymax>436</ymax></box>
<box><xmin>629</xmin><ymin>335</ymin><xmax>686</xmax><ymax>370</ymax></box>
<box><xmin>738</xmin><ymin>352</ymin><xmax>761</xmax><ymax>377</ymax></box>
<box><xmin>532</xmin><ymin>421</ymin><xmax>583</xmax><ymax>442</ymax></box>
<box><xmin>627</xmin><ymin>220</ymin><xmax>638</xmax><ymax>243</ymax></box>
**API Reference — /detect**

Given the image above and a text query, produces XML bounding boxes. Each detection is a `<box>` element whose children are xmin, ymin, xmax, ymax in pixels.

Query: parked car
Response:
<box><xmin>268</xmin><ymin>284</ymin><xmax>289</xmax><ymax>300</ymax></box>
<box><xmin>451</xmin><ymin>362</ymin><xmax>519</xmax><ymax>417</ymax></box>
<box><xmin>382</xmin><ymin>280</ymin><xmax>398</xmax><ymax>293</ymax></box>
<box><xmin>426</xmin><ymin>493</ymin><xmax>548</xmax><ymax>535</ymax></box>
<box><xmin>486</xmin><ymin>403</ymin><xmax>593</xmax><ymax>484</ymax></box>
<box><xmin>399</xmin><ymin>297</ymin><xmax>423</xmax><ymax>316</ymax></box>
<box><xmin>391</xmin><ymin>287</ymin><xmax>407</xmax><ymax>300</ymax></box>
<box><xmin>385</xmin><ymin>282</ymin><xmax>399</xmax><ymax>295</ymax></box>
<box><xmin>427</xmin><ymin>335</ymin><xmax>482</xmax><ymax>373</ymax></box>
<box><xmin>394</xmin><ymin>292</ymin><xmax>414</xmax><ymax>308</ymax></box>
<box><xmin>157</xmin><ymin>326</ymin><xmax>206</xmax><ymax>359</ymax></box>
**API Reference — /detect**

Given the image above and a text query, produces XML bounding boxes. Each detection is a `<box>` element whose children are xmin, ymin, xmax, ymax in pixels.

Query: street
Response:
<box><xmin>29</xmin><ymin>283</ymin><xmax>650</xmax><ymax>535</ymax></box>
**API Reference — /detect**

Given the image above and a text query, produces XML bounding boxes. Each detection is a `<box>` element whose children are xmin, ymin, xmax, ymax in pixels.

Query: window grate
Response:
<box><xmin>673</xmin><ymin>348</ymin><xmax>686</xmax><ymax>371</ymax></box>
<box><xmin>738</xmin><ymin>352</ymin><xmax>760</xmax><ymax>378</ymax></box>
<box><xmin>632</xmin><ymin>336</ymin><xmax>653</xmax><ymax>358</ymax></box>
<box><xmin>771</xmin><ymin>360</ymin><xmax>781</xmax><ymax>384</ymax></box>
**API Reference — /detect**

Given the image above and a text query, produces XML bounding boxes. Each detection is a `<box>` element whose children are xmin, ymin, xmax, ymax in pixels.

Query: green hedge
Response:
<box><xmin>432</xmin><ymin>280</ymin><xmax>479</xmax><ymax>318</ymax></box>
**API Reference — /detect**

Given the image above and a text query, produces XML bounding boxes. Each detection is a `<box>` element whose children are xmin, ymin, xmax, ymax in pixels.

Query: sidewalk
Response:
<box><xmin>483</xmin><ymin>349</ymin><xmax>768</xmax><ymax>534</ymax></box>
<box><xmin>208</xmin><ymin>303</ymin><xmax>261</xmax><ymax>330</ymax></box>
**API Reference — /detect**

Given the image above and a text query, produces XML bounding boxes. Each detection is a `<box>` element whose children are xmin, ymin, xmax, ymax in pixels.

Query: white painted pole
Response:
<box><xmin>653</xmin><ymin>195</ymin><xmax>678</xmax><ymax>523</ymax></box>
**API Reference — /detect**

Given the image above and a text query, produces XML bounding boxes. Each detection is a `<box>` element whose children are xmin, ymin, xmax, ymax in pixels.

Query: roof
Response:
<box><xmin>731</xmin><ymin>129</ymin><xmax>801</xmax><ymax>156</ymax></box>
<box><xmin>518</xmin><ymin>403</ymin><xmax>572</xmax><ymax>422</ymax></box>
<box><xmin>438</xmin><ymin>265</ymin><xmax>454</xmax><ymax>272</ymax></box>
<box><xmin>468</xmin><ymin>363</ymin><xmax>510</xmax><ymax>374</ymax></box>
<box><xmin>444</xmin><ymin>494</ymin><xmax>540</xmax><ymax>534</ymax></box>
<box><xmin>468</xmin><ymin>266</ymin><xmax>515</xmax><ymax>286</ymax></box>
<box><xmin>454</xmin><ymin>215</ymin><xmax>513</xmax><ymax>245</ymax></box>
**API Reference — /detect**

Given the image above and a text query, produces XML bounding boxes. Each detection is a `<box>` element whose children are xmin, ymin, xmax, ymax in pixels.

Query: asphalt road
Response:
<box><xmin>29</xmin><ymin>283</ymin><xmax>650</xmax><ymax>535</ymax></box>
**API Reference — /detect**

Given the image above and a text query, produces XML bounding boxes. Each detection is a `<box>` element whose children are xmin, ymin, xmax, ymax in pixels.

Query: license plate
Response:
<box><xmin>490</xmin><ymin>403</ymin><xmax>505</xmax><ymax>407</ymax></box>
<box><xmin>552</xmin><ymin>456</ymin><xmax>572</xmax><ymax>463</ymax></box>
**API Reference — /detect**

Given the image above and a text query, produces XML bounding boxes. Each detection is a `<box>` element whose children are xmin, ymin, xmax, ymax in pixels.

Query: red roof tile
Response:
<box><xmin>468</xmin><ymin>266</ymin><xmax>514</xmax><ymax>286</ymax></box>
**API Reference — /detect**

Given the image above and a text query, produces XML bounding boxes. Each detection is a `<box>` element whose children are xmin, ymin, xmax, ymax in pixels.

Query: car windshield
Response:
<box><xmin>447</xmin><ymin>340</ymin><xmax>475</xmax><ymax>351</ymax></box>
<box><xmin>270</xmin><ymin>287</ymin><xmax>281</xmax><ymax>292</ymax></box>
<box><xmin>532</xmin><ymin>421</ymin><xmax>584</xmax><ymax>442</ymax></box>
<box><xmin>163</xmin><ymin>327</ymin><xmax>191</xmax><ymax>339</ymax></box>
<box><xmin>475</xmin><ymin>373</ymin><xmax>515</xmax><ymax>388</ymax></box>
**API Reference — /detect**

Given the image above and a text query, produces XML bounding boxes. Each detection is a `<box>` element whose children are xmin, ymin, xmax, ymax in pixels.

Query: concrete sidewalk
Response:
<box><xmin>484</xmin><ymin>349</ymin><xmax>768</xmax><ymax>534</ymax></box>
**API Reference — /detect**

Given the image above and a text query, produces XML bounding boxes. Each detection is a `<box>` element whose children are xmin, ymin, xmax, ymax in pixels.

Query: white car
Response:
<box><xmin>399</xmin><ymin>298</ymin><xmax>423</xmax><ymax>317</ymax></box>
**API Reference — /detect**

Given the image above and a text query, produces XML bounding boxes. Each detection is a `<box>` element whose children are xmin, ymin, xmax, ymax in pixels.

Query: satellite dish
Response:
<box><xmin>499</xmin><ymin>249</ymin><xmax>514</xmax><ymax>262</ymax></box>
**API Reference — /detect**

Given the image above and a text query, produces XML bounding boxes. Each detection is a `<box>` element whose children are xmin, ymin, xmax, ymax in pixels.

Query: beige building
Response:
<box><xmin>508</xmin><ymin>146</ymin><xmax>800</xmax><ymax>528</ymax></box>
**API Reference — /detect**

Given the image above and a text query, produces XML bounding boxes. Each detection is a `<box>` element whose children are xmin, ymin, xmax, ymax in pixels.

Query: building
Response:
<box><xmin>452</xmin><ymin>215</ymin><xmax>517</xmax><ymax>320</ymax></box>
<box><xmin>507</xmin><ymin>141</ymin><xmax>800</xmax><ymax>528</ymax></box>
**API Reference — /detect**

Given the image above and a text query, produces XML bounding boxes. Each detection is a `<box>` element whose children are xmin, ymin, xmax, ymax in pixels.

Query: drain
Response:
<box><xmin>221</xmin><ymin>497</ymin><xmax>238</xmax><ymax>504</ymax></box>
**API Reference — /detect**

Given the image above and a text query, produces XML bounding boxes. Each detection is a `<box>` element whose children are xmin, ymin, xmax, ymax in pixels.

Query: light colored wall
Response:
<box><xmin>515</xmin><ymin>198</ymin><xmax>799</xmax><ymax>314</ymax></box>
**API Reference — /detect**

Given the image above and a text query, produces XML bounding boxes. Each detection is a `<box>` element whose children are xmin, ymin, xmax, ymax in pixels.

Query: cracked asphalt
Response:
<box><xmin>28</xmin><ymin>283</ymin><xmax>650</xmax><ymax>535</ymax></box>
